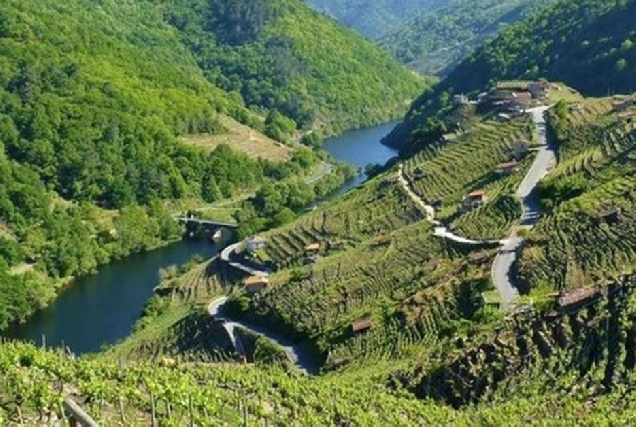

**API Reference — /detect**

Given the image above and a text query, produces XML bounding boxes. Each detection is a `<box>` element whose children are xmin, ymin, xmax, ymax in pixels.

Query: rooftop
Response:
<box><xmin>243</xmin><ymin>276</ymin><xmax>270</xmax><ymax>287</ymax></box>
<box><xmin>558</xmin><ymin>287</ymin><xmax>598</xmax><ymax>308</ymax></box>
<box><xmin>468</xmin><ymin>190</ymin><xmax>486</xmax><ymax>198</ymax></box>
<box><xmin>351</xmin><ymin>316</ymin><xmax>373</xmax><ymax>333</ymax></box>
<box><xmin>496</xmin><ymin>160</ymin><xmax>519</xmax><ymax>169</ymax></box>
<box><xmin>304</xmin><ymin>242</ymin><xmax>321</xmax><ymax>252</ymax></box>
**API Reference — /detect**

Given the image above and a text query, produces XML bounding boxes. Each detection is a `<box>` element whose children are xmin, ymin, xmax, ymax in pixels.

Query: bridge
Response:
<box><xmin>174</xmin><ymin>216</ymin><xmax>238</xmax><ymax>229</ymax></box>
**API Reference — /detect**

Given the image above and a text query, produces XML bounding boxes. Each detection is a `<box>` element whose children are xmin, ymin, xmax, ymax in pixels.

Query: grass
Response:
<box><xmin>179</xmin><ymin>115</ymin><xmax>290</xmax><ymax>162</ymax></box>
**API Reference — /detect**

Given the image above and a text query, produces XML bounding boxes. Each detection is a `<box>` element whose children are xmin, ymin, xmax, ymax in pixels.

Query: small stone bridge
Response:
<box><xmin>175</xmin><ymin>216</ymin><xmax>238</xmax><ymax>238</ymax></box>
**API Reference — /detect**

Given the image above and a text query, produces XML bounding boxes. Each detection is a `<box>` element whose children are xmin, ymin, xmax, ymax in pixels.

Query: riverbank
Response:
<box><xmin>8</xmin><ymin>121</ymin><xmax>401</xmax><ymax>359</ymax></box>
<box><xmin>6</xmin><ymin>238</ymin><xmax>225</xmax><ymax>355</ymax></box>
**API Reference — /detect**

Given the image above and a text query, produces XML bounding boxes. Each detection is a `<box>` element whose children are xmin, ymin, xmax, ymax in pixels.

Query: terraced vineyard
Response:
<box><xmin>234</xmin><ymin>219</ymin><xmax>494</xmax><ymax>369</ymax></box>
<box><xmin>518</xmin><ymin>95</ymin><xmax>636</xmax><ymax>294</ymax></box>
<box><xmin>7</xmin><ymin>277</ymin><xmax>636</xmax><ymax>425</ymax></box>
<box><xmin>102</xmin><ymin>260</ymin><xmax>234</xmax><ymax>362</ymax></box>
<box><xmin>261</xmin><ymin>175</ymin><xmax>425</xmax><ymax>268</ymax></box>
<box><xmin>1</xmin><ymin>341</ymin><xmax>455</xmax><ymax>426</ymax></box>
<box><xmin>398</xmin><ymin>276</ymin><xmax>636</xmax><ymax>415</ymax></box>
<box><xmin>403</xmin><ymin>115</ymin><xmax>535</xmax><ymax>206</ymax></box>
<box><xmin>450</xmin><ymin>195</ymin><xmax>522</xmax><ymax>240</ymax></box>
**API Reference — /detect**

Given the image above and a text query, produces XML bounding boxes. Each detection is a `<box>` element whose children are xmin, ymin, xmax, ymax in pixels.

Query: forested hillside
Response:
<box><xmin>162</xmin><ymin>0</ymin><xmax>428</xmax><ymax>133</ymax></box>
<box><xmin>304</xmin><ymin>0</ymin><xmax>448</xmax><ymax>39</ymax></box>
<box><xmin>380</xmin><ymin>0</ymin><xmax>555</xmax><ymax>75</ymax></box>
<box><xmin>0</xmin><ymin>0</ymin><xmax>422</xmax><ymax>329</ymax></box>
<box><xmin>7</xmin><ymin>84</ymin><xmax>636</xmax><ymax>425</ymax></box>
<box><xmin>386</xmin><ymin>0</ymin><xmax>636</xmax><ymax>148</ymax></box>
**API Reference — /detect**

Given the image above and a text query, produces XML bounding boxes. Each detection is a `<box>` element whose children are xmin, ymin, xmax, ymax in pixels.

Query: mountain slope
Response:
<box><xmin>162</xmin><ymin>0</ymin><xmax>428</xmax><ymax>133</ymax></box>
<box><xmin>304</xmin><ymin>0</ymin><xmax>448</xmax><ymax>39</ymax></box>
<box><xmin>0</xmin><ymin>0</ymin><xmax>423</xmax><ymax>329</ymax></box>
<box><xmin>380</xmin><ymin>0</ymin><xmax>556</xmax><ymax>75</ymax></box>
<box><xmin>386</xmin><ymin>0</ymin><xmax>636</xmax><ymax>148</ymax></box>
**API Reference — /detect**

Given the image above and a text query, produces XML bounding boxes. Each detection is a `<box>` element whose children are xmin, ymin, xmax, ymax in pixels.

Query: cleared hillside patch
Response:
<box><xmin>179</xmin><ymin>115</ymin><xmax>291</xmax><ymax>162</ymax></box>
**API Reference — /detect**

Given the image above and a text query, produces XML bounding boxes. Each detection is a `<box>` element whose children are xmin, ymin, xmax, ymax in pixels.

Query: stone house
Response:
<box><xmin>461</xmin><ymin>191</ymin><xmax>487</xmax><ymax>211</ymax></box>
<box><xmin>495</xmin><ymin>160</ymin><xmax>520</xmax><ymax>176</ymax></box>
<box><xmin>243</xmin><ymin>276</ymin><xmax>269</xmax><ymax>294</ymax></box>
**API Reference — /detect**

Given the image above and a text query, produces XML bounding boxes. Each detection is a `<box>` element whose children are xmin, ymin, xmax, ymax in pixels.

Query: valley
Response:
<box><xmin>2</xmin><ymin>0</ymin><xmax>636</xmax><ymax>424</ymax></box>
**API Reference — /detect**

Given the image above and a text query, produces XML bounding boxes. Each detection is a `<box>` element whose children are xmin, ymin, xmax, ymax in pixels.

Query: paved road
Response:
<box><xmin>491</xmin><ymin>107</ymin><xmax>554</xmax><ymax>309</ymax></box>
<box><xmin>208</xmin><ymin>297</ymin><xmax>317</xmax><ymax>374</ymax></box>
<box><xmin>397</xmin><ymin>164</ymin><xmax>508</xmax><ymax>245</ymax></box>
<box><xmin>306</xmin><ymin>161</ymin><xmax>334</xmax><ymax>185</ymax></box>
<box><xmin>220</xmin><ymin>243</ymin><xmax>270</xmax><ymax>277</ymax></box>
<box><xmin>434</xmin><ymin>227</ymin><xmax>506</xmax><ymax>246</ymax></box>
<box><xmin>397</xmin><ymin>106</ymin><xmax>554</xmax><ymax>309</ymax></box>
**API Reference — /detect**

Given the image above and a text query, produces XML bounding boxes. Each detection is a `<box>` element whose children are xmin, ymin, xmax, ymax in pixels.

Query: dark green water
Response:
<box><xmin>8</xmin><ymin>241</ymin><xmax>223</xmax><ymax>354</ymax></box>
<box><xmin>8</xmin><ymin>122</ymin><xmax>399</xmax><ymax>355</ymax></box>
<box><xmin>323</xmin><ymin>121</ymin><xmax>399</xmax><ymax>193</ymax></box>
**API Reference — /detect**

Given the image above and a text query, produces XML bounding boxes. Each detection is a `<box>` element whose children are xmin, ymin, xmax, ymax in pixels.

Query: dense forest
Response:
<box><xmin>161</xmin><ymin>0</ymin><xmax>428</xmax><ymax>134</ymax></box>
<box><xmin>0</xmin><ymin>0</ymin><xmax>422</xmax><ymax>329</ymax></box>
<box><xmin>304</xmin><ymin>0</ymin><xmax>448</xmax><ymax>39</ymax></box>
<box><xmin>386</xmin><ymin>0</ymin><xmax>636</xmax><ymax>148</ymax></box>
<box><xmin>380</xmin><ymin>0</ymin><xmax>555</xmax><ymax>75</ymax></box>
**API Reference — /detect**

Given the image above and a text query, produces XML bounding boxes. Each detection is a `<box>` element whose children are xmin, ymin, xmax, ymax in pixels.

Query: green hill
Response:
<box><xmin>379</xmin><ymin>0</ymin><xmax>556</xmax><ymax>75</ymax></box>
<box><xmin>7</xmin><ymin>85</ymin><xmax>636</xmax><ymax>424</ymax></box>
<box><xmin>164</xmin><ymin>0</ymin><xmax>428</xmax><ymax>134</ymax></box>
<box><xmin>386</xmin><ymin>0</ymin><xmax>636</xmax><ymax>149</ymax></box>
<box><xmin>304</xmin><ymin>0</ymin><xmax>448</xmax><ymax>39</ymax></box>
<box><xmin>7</xmin><ymin>0</ymin><xmax>636</xmax><ymax>423</ymax></box>
<box><xmin>0</xmin><ymin>0</ymin><xmax>424</xmax><ymax>329</ymax></box>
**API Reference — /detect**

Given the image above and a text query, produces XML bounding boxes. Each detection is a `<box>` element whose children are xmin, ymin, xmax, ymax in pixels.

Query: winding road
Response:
<box><xmin>208</xmin><ymin>297</ymin><xmax>317</xmax><ymax>374</ymax></box>
<box><xmin>492</xmin><ymin>106</ymin><xmax>554</xmax><ymax>309</ymax></box>
<box><xmin>212</xmin><ymin>107</ymin><xmax>554</xmax><ymax>373</ymax></box>
<box><xmin>220</xmin><ymin>243</ymin><xmax>270</xmax><ymax>277</ymax></box>
<box><xmin>397</xmin><ymin>106</ymin><xmax>555</xmax><ymax>310</ymax></box>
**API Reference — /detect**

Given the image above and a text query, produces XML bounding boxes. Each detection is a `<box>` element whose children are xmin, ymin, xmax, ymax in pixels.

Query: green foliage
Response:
<box><xmin>161</xmin><ymin>0</ymin><xmax>426</xmax><ymax>133</ymax></box>
<box><xmin>380</xmin><ymin>0</ymin><xmax>556</xmax><ymax>75</ymax></box>
<box><xmin>264</xmin><ymin>111</ymin><xmax>296</xmax><ymax>143</ymax></box>
<box><xmin>305</xmin><ymin>0</ymin><xmax>447</xmax><ymax>39</ymax></box>
<box><xmin>389</xmin><ymin>0</ymin><xmax>636</xmax><ymax>148</ymax></box>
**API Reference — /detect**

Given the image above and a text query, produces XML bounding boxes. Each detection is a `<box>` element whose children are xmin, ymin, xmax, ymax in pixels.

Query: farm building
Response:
<box><xmin>243</xmin><ymin>276</ymin><xmax>269</xmax><ymax>294</ymax></box>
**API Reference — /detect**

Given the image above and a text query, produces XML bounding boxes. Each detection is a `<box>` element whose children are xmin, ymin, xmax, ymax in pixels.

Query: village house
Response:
<box><xmin>351</xmin><ymin>316</ymin><xmax>373</xmax><ymax>335</ymax></box>
<box><xmin>618</xmin><ymin>111</ymin><xmax>634</xmax><ymax>124</ymax></box>
<box><xmin>327</xmin><ymin>240</ymin><xmax>345</xmax><ymax>251</ymax></box>
<box><xmin>495</xmin><ymin>160</ymin><xmax>520</xmax><ymax>176</ymax></box>
<box><xmin>442</xmin><ymin>133</ymin><xmax>458</xmax><ymax>143</ymax></box>
<box><xmin>461</xmin><ymin>191</ymin><xmax>487</xmax><ymax>211</ymax></box>
<box><xmin>304</xmin><ymin>242</ymin><xmax>321</xmax><ymax>253</ymax></box>
<box><xmin>527</xmin><ymin>81</ymin><xmax>551</xmax><ymax>99</ymax></box>
<box><xmin>557</xmin><ymin>287</ymin><xmax>600</xmax><ymax>311</ymax></box>
<box><xmin>453</xmin><ymin>94</ymin><xmax>469</xmax><ymax>105</ymax></box>
<box><xmin>569</xmin><ymin>103</ymin><xmax>584</xmax><ymax>113</ymax></box>
<box><xmin>245</xmin><ymin>236</ymin><xmax>267</xmax><ymax>254</ymax></box>
<box><xmin>509</xmin><ymin>91</ymin><xmax>533</xmax><ymax>111</ymax></box>
<box><xmin>496</xmin><ymin>113</ymin><xmax>512</xmax><ymax>122</ymax></box>
<box><xmin>243</xmin><ymin>276</ymin><xmax>269</xmax><ymax>294</ymax></box>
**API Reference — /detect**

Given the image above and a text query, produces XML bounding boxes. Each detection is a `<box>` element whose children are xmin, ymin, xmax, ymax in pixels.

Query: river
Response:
<box><xmin>7</xmin><ymin>122</ymin><xmax>399</xmax><ymax>355</ymax></box>
<box><xmin>323</xmin><ymin>121</ymin><xmax>399</xmax><ymax>192</ymax></box>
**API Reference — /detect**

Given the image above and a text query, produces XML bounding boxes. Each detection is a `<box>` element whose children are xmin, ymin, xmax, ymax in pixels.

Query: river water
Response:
<box><xmin>7</xmin><ymin>122</ymin><xmax>399</xmax><ymax>354</ymax></box>
<box><xmin>323</xmin><ymin>121</ymin><xmax>399</xmax><ymax>192</ymax></box>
